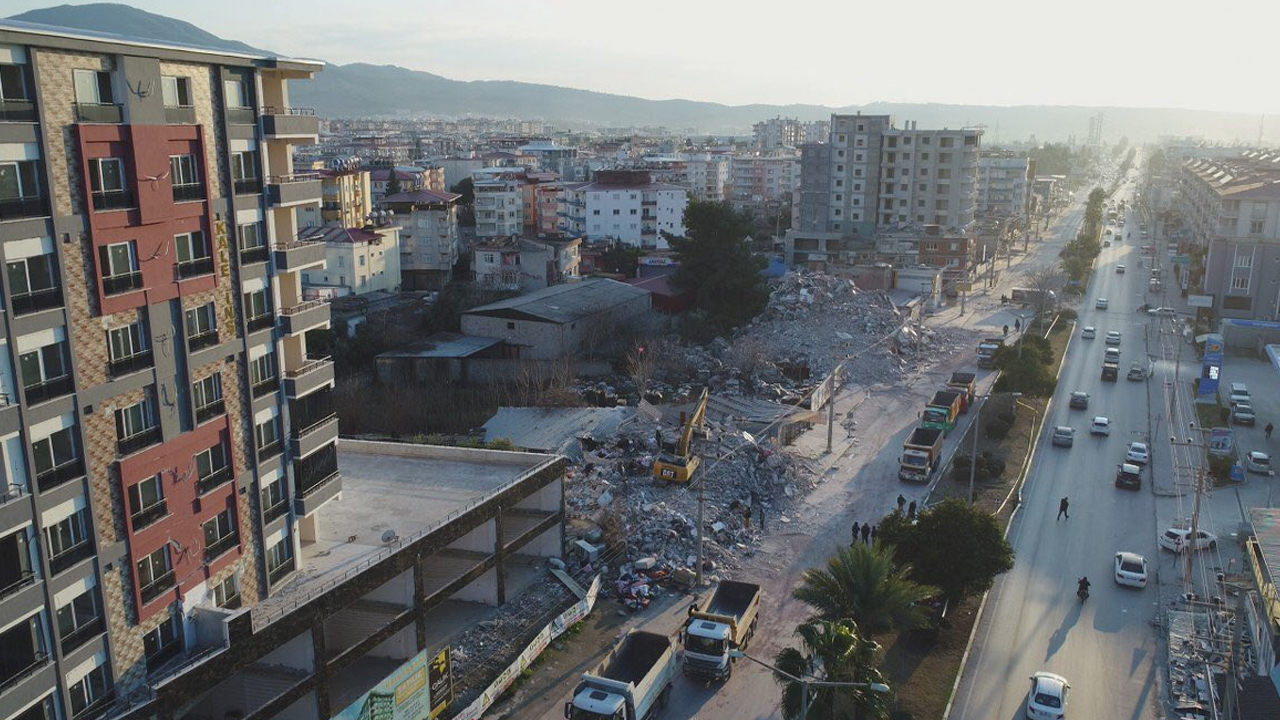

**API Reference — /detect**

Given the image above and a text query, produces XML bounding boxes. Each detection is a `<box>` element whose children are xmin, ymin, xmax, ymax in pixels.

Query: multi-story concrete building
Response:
<box><xmin>300</xmin><ymin>226</ymin><xmax>401</xmax><ymax>297</ymax></box>
<box><xmin>683</xmin><ymin>153</ymin><xmax>730</xmax><ymax>202</ymax></box>
<box><xmin>381</xmin><ymin>188</ymin><xmax>461</xmax><ymax>291</ymax></box>
<box><xmin>472</xmin><ymin>237</ymin><xmax>581</xmax><ymax>292</ymax></box>
<box><xmin>1181</xmin><ymin>151</ymin><xmax>1280</xmax><ymax>320</ymax></box>
<box><xmin>473</xmin><ymin>177</ymin><xmax>523</xmax><ymax>240</ymax></box>
<box><xmin>977</xmin><ymin>151</ymin><xmax>1032</xmax><ymax>221</ymax></box>
<box><xmin>0</xmin><ymin>21</ymin><xmax>348</xmax><ymax>720</ymax></box>
<box><xmin>517</xmin><ymin>142</ymin><xmax>578</xmax><ymax>182</ymax></box>
<box><xmin>556</xmin><ymin>170</ymin><xmax>687</xmax><ymax>249</ymax></box>
<box><xmin>729</xmin><ymin>154</ymin><xmax>799</xmax><ymax>217</ymax></box>
<box><xmin>368</xmin><ymin>165</ymin><xmax>443</xmax><ymax>207</ymax></box>
<box><xmin>752</xmin><ymin>116</ymin><xmax>828</xmax><ymax>151</ymax></box>
<box><xmin>296</xmin><ymin>161</ymin><xmax>370</xmax><ymax>229</ymax></box>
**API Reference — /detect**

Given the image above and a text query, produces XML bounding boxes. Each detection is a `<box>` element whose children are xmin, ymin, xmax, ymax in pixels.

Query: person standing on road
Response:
<box><xmin>860</xmin><ymin>523</ymin><xmax>871</xmax><ymax>544</ymax></box>
<box><xmin>1267</xmin><ymin>422</ymin><xmax>1274</xmax><ymax>440</ymax></box>
<box><xmin>851</xmin><ymin>521</ymin><xmax>861</xmax><ymax>545</ymax></box>
<box><xmin>897</xmin><ymin>494</ymin><xmax>907</xmax><ymax>512</ymax></box>
<box><xmin>1058</xmin><ymin>497</ymin><xmax>1070</xmax><ymax>520</ymax></box>
<box><xmin>1015</xmin><ymin>318</ymin><xmax>1022</xmax><ymax>332</ymax></box>
<box><xmin>870</xmin><ymin>524</ymin><xmax>878</xmax><ymax>544</ymax></box>
<box><xmin>907</xmin><ymin>500</ymin><xmax>917</xmax><ymax>519</ymax></box>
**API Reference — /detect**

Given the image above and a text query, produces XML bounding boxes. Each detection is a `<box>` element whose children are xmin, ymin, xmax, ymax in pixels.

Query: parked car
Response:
<box><xmin>1127</xmin><ymin>362</ymin><xmax>1146</xmax><ymax>381</ymax></box>
<box><xmin>1159</xmin><ymin>527</ymin><xmax>1218</xmax><ymax>553</ymax></box>
<box><xmin>1090</xmin><ymin>417</ymin><xmax>1111</xmax><ymax>435</ymax></box>
<box><xmin>1115</xmin><ymin>463</ymin><xmax>1142</xmax><ymax>490</ymax></box>
<box><xmin>1105</xmin><ymin>331</ymin><xmax>1122</xmax><ymax>345</ymax></box>
<box><xmin>1246</xmin><ymin>451</ymin><xmax>1271</xmax><ymax>474</ymax></box>
<box><xmin>1147</xmin><ymin>306</ymin><xmax>1177</xmax><ymax>317</ymax></box>
<box><xmin>1052</xmin><ymin>426</ymin><xmax>1075</xmax><ymax>447</ymax></box>
<box><xmin>1116</xmin><ymin>265</ymin><xmax>1126</xmax><ymax>274</ymax></box>
<box><xmin>1126</xmin><ymin>441</ymin><xmax>1150</xmax><ymax>465</ymax></box>
<box><xmin>1231</xmin><ymin>403</ymin><xmax>1256</xmax><ymax>426</ymax></box>
<box><xmin>1081</xmin><ymin>326</ymin><xmax>1096</xmax><ymax>339</ymax></box>
<box><xmin>1026</xmin><ymin>672</ymin><xmax>1070</xmax><ymax>720</ymax></box>
<box><xmin>1069</xmin><ymin>392</ymin><xmax>1090</xmax><ymax>409</ymax></box>
<box><xmin>1095</xmin><ymin>298</ymin><xmax>1109</xmax><ymax>310</ymax></box>
<box><xmin>1114</xmin><ymin>552</ymin><xmax>1149</xmax><ymax>588</ymax></box>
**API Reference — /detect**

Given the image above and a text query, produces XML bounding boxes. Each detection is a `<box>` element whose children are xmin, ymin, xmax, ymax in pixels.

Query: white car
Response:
<box><xmin>1159</xmin><ymin>528</ymin><xmax>1218</xmax><ymax>553</ymax></box>
<box><xmin>1081</xmin><ymin>326</ymin><xmax>1096</xmax><ymax>339</ymax></box>
<box><xmin>1114</xmin><ymin>551</ymin><xmax>1149</xmax><ymax>588</ymax></box>
<box><xmin>1090</xmin><ymin>417</ymin><xmax>1111</xmax><ymax>435</ymax></box>
<box><xmin>1126</xmin><ymin>441</ymin><xmax>1150</xmax><ymax>465</ymax></box>
<box><xmin>1051</xmin><ymin>426</ymin><xmax>1075</xmax><ymax>447</ymax></box>
<box><xmin>1116</xmin><ymin>264</ymin><xmax>1126</xmax><ymax>274</ymax></box>
<box><xmin>1027</xmin><ymin>672</ymin><xmax>1070</xmax><ymax>720</ymax></box>
<box><xmin>1095</xmin><ymin>298</ymin><xmax>1109</xmax><ymax>310</ymax></box>
<box><xmin>1105</xmin><ymin>331</ymin><xmax>1122</xmax><ymax>345</ymax></box>
<box><xmin>1147</xmin><ymin>306</ymin><xmax>1178</xmax><ymax>317</ymax></box>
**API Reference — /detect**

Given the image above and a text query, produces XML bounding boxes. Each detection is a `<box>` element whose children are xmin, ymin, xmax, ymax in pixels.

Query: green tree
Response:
<box><xmin>991</xmin><ymin>336</ymin><xmax>1056</xmax><ymax>396</ymax></box>
<box><xmin>773</xmin><ymin>619</ymin><xmax>891</xmax><ymax>720</ymax></box>
<box><xmin>665</xmin><ymin>201</ymin><xmax>767</xmax><ymax>339</ymax></box>
<box><xmin>384</xmin><ymin>169</ymin><xmax>402</xmax><ymax>198</ymax></box>
<box><xmin>450</xmin><ymin>177</ymin><xmax>475</xmax><ymax>205</ymax></box>
<box><xmin>791</xmin><ymin>543</ymin><xmax>937</xmax><ymax>637</ymax></box>
<box><xmin>880</xmin><ymin>499</ymin><xmax>1015</xmax><ymax>604</ymax></box>
<box><xmin>598</xmin><ymin>241</ymin><xmax>643</xmax><ymax>276</ymax></box>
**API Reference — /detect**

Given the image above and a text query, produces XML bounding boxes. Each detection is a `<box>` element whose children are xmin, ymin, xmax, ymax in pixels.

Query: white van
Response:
<box><xmin>1229</xmin><ymin>382</ymin><xmax>1250</xmax><ymax>406</ymax></box>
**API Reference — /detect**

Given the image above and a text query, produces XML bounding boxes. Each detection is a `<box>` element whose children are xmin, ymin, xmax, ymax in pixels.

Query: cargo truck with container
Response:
<box><xmin>681</xmin><ymin>580</ymin><xmax>762</xmax><ymax>681</ymax></box>
<box><xmin>899</xmin><ymin>426</ymin><xmax>945</xmax><ymax>483</ymax></box>
<box><xmin>976</xmin><ymin>338</ymin><xmax>1003</xmax><ymax>369</ymax></box>
<box><xmin>947</xmin><ymin>371</ymin><xmax>976</xmax><ymax>413</ymax></box>
<box><xmin>922</xmin><ymin>391</ymin><xmax>963</xmax><ymax>434</ymax></box>
<box><xmin>1101</xmin><ymin>360</ymin><xmax>1119</xmax><ymax>382</ymax></box>
<box><xmin>566</xmin><ymin>631</ymin><xmax>677</xmax><ymax>720</ymax></box>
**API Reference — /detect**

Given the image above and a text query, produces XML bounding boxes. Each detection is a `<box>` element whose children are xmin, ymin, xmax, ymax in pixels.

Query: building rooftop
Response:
<box><xmin>251</xmin><ymin>439</ymin><xmax>557</xmax><ymax>628</ymax></box>
<box><xmin>302</xmin><ymin>226</ymin><xmax>386</xmax><ymax>244</ymax></box>
<box><xmin>378</xmin><ymin>332</ymin><xmax>504</xmax><ymax>359</ymax></box>
<box><xmin>1250</xmin><ymin>507</ymin><xmax>1280</xmax><ymax>584</ymax></box>
<box><xmin>463</xmin><ymin>278</ymin><xmax>650</xmax><ymax>324</ymax></box>
<box><xmin>482</xmin><ymin>406</ymin><xmax>636</xmax><ymax>458</ymax></box>
<box><xmin>382</xmin><ymin>188</ymin><xmax>460</xmax><ymax>206</ymax></box>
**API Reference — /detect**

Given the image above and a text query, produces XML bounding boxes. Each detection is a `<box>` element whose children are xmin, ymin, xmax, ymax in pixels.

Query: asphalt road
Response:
<box><xmin>950</xmin><ymin>175</ymin><xmax>1169</xmax><ymax>720</ymax></box>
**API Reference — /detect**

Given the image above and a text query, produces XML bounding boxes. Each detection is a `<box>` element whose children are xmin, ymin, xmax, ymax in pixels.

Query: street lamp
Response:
<box><xmin>729</xmin><ymin>649</ymin><xmax>889</xmax><ymax>720</ymax></box>
<box><xmin>969</xmin><ymin>392</ymin><xmax>1021</xmax><ymax>503</ymax></box>
<box><xmin>693</xmin><ymin>431</ymin><xmax>758</xmax><ymax>587</ymax></box>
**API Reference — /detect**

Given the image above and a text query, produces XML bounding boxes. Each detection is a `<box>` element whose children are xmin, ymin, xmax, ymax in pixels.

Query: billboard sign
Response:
<box><xmin>333</xmin><ymin>647</ymin><xmax>452</xmax><ymax>720</ymax></box>
<box><xmin>1188</xmin><ymin>294</ymin><xmax>1214</xmax><ymax>308</ymax></box>
<box><xmin>1199</xmin><ymin>333</ymin><xmax>1224</xmax><ymax>398</ymax></box>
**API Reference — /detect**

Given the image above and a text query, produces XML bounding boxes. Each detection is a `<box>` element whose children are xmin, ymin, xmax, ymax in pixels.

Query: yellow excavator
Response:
<box><xmin>652</xmin><ymin>388</ymin><xmax>708</xmax><ymax>483</ymax></box>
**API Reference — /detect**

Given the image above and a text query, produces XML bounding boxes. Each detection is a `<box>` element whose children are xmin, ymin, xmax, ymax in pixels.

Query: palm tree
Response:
<box><xmin>792</xmin><ymin>543</ymin><xmax>937</xmax><ymax>636</ymax></box>
<box><xmin>773</xmin><ymin>619</ymin><xmax>891</xmax><ymax>720</ymax></box>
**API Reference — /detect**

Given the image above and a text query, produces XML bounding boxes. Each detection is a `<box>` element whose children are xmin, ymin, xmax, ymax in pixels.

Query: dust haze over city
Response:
<box><xmin>1</xmin><ymin>3</ymin><xmax>1279</xmax><ymax>720</ymax></box>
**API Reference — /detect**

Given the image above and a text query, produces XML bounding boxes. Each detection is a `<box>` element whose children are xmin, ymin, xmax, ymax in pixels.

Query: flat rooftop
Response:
<box><xmin>251</xmin><ymin>439</ymin><xmax>558</xmax><ymax>627</ymax></box>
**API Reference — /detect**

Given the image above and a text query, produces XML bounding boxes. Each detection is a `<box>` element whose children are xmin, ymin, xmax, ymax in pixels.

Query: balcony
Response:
<box><xmin>246</xmin><ymin>313</ymin><xmax>274</xmax><ymax>334</ymax></box>
<box><xmin>91</xmin><ymin>189</ymin><xmax>132</xmax><ymax>211</ymax></box>
<box><xmin>34</xmin><ymin>458</ymin><xmax>84</xmax><ymax>492</ymax></box>
<box><xmin>279</xmin><ymin>298</ymin><xmax>329</xmax><ymax>336</ymax></box>
<box><xmin>233</xmin><ymin>177</ymin><xmax>262</xmax><ymax>195</ymax></box>
<box><xmin>290</xmin><ymin>386</ymin><xmax>335</xmax><ymax>433</ymax></box>
<box><xmin>204</xmin><ymin>532</ymin><xmax>239</xmax><ymax>561</ymax></box>
<box><xmin>267</xmin><ymin>557</ymin><xmax>295</xmax><ymax>586</ymax></box>
<box><xmin>195</xmin><ymin>399</ymin><xmax>225</xmax><ymax>425</ymax></box>
<box><xmin>260</xmin><ymin>106</ymin><xmax>319</xmax><ymax>139</ymax></box>
<box><xmin>73</xmin><ymin>102</ymin><xmax>122</xmax><ymax>124</ymax></box>
<box><xmin>72</xmin><ymin>690</ymin><xmax>115</xmax><ymax>720</ymax></box>
<box><xmin>188</xmin><ymin>329</ymin><xmax>219</xmax><ymax>352</ymax></box>
<box><xmin>283</xmin><ymin>356</ymin><xmax>334</xmax><ymax>398</ymax></box>
<box><xmin>0</xmin><ymin>195</ymin><xmax>49</xmax><ymax>221</ymax></box>
<box><xmin>23</xmin><ymin>375</ymin><xmax>74</xmax><ymax>405</ymax></box>
<box><xmin>0</xmin><ymin>99</ymin><xmax>37</xmax><ymax>123</ymax></box>
<box><xmin>225</xmin><ymin>106</ymin><xmax>255</xmax><ymax>125</ymax></box>
<box><xmin>177</xmin><ymin>256</ymin><xmax>215</xmax><ymax>279</ymax></box>
<box><xmin>108</xmin><ymin>349</ymin><xmax>154</xmax><ymax>378</ymax></box>
<box><xmin>139</xmin><ymin>569</ymin><xmax>176</xmax><ymax>604</ymax></box>
<box><xmin>0</xmin><ymin>653</ymin><xmax>49</xmax><ymax>694</ymax></box>
<box><xmin>263</xmin><ymin>496</ymin><xmax>290</xmax><ymax>524</ymax></box>
<box><xmin>240</xmin><ymin>245</ymin><xmax>269</xmax><ymax>265</ymax></box>
<box><xmin>10</xmin><ymin>286</ymin><xmax>62</xmax><ymax>316</ymax></box>
<box><xmin>0</xmin><ymin>570</ymin><xmax>35</xmax><ymax>602</ymax></box>
<box><xmin>49</xmin><ymin>539</ymin><xmax>94</xmax><ymax>575</ymax></box>
<box><xmin>272</xmin><ymin>232</ymin><xmax>327</xmax><ymax>271</ymax></box>
<box><xmin>258</xmin><ymin>439</ymin><xmax>283</xmax><ymax>462</ymax></box>
<box><xmin>251</xmin><ymin>375</ymin><xmax>279</xmax><ymax>399</ymax></box>
<box><xmin>130</xmin><ymin>500</ymin><xmax>168</xmax><ymax>531</ymax></box>
<box><xmin>265</xmin><ymin>173</ymin><xmax>322</xmax><ymax>208</ymax></box>
<box><xmin>172</xmin><ymin>183</ymin><xmax>205</xmax><ymax>203</ymax></box>
<box><xmin>195</xmin><ymin>465</ymin><xmax>232</xmax><ymax>496</ymax></box>
<box><xmin>59</xmin><ymin>616</ymin><xmax>104</xmax><ymax>654</ymax></box>
<box><xmin>102</xmin><ymin>271</ymin><xmax>143</xmax><ymax>295</ymax></box>
<box><xmin>164</xmin><ymin>105</ymin><xmax>196</xmax><ymax>124</ymax></box>
<box><xmin>117</xmin><ymin>426</ymin><xmax>161</xmax><ymax>457</ymax></box>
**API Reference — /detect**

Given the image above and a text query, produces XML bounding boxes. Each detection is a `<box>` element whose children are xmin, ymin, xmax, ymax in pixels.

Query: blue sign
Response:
<box><xmin>1200</xmin><ymin>333</ymin><xmax>1223</xmax><ymax>397</ymax></box>
<box><xmin>1230</xmin><ymin>463</ymin><xmax>1246</xmax><ymax>482</ymax></box>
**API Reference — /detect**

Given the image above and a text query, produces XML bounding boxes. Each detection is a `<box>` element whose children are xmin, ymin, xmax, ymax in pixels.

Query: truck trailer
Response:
<box><xmin>566</xmin><ymin>631</ymin><xmax>677</xmax><ymax>720</ymax></box>
<box><xmin>899</xmin><ymin>426</ymin><xmax>945</xmax><ymax>483</ymax></box>
<box><xmin>682</xmin><ymin>580</ymin><xmax>763</xmax><ymax>681</ymax></box>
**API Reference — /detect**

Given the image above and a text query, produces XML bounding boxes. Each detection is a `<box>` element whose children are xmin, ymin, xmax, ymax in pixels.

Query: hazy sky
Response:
<box><xmin>10</xmin><ymin>0</ymin><xmax>1280</xmax><ymax>114</ymax></box>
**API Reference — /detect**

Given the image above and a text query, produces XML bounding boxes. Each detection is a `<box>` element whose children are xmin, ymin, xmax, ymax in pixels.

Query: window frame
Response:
<box><xmin>160</xmin><ymin>75</ymin><xmax>192</xmax><ymax>108</ymax></box>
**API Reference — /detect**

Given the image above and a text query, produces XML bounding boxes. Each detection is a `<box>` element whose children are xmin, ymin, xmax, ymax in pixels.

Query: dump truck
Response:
<box><xmin>566</xmin><ymin>631</ymin><xmax>676</xmax><ymax>720</ymax></box>
<box><xmin>1101</xmin><ymin>360</ymin><xmax>1119</xmax><ymax>382</ymax></box>
<box><xmin>899</xmin><ymin>426</ymin><xmax>945</xmax><ymax>483</ymax></box>
<box><xmin>947</xmin><ymin>372</ymin><xmax>977</xmax><ymax>413</ymax></box>
<box><xmin>976</xmin><ymin>337</ymin><xmax>1003</xmax><ymax>369</ymax></box>
<box><xmin>1010</xmin><ymin>287</ymin><xmax>1057</xmax><ymax>306</ymax></box>
<box><xmin>922</xmin><ymin>391</ymin><xmax>963</xmax><ymax>434</ymax></box>
<box><xmin>681</xmin><ymin>580</ymin><xmax>763</xmax><ymax>681</ymax></box>
<box><xmin>652</xmin><ymin>388</ymin><xmax>708</xmax><ymax>484</ymax></box>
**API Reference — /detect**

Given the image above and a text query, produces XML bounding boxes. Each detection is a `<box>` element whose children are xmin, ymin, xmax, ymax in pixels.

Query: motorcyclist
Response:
<box><xmin>1077</xmin><ymin>577</ymin><xmax>1091</xmax><ymax>597</ymax></box>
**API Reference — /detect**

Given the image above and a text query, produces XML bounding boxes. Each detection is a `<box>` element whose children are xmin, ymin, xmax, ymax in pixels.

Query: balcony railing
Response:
<box><xmin>172</xmin><ymin>183</ymin><xmax>205</xmax><ymax>203</ymax></box>
<box><xmin>164</xmin><ymin>105</ymin><xmax>196</xmax><ymax>124</ymax></box>
<box><xmin>195</xmin><ymin>399</ymin><xmax>225</xmax><ymax>425</ymax></box>
<box><xmin>257</xmin><ymin>439</ymin><xmax>282</xmax><ymax>461</ymax></box>
<box><xmin>246</xmin><ymin>313</ymin><xmax>274</xmax><ymax>333</ymax></box>
<box><xmin>138</xmin><ymin>569</ymin><xmax>176</xmax><ymax>604</ymax></box>
<box><xmin>220</xmin><ymin>593</ymin><xmax>242</xmax><ymax>610</ymax></box>
<box><xmin>194</xmin><ymin>465</ymin><xmax>232</xmax><ymax>496</ymax></box>
<box><xmin>233</xmin><ymin>177</ymin><xmax>262</xmax><ymax>195</ymax></box>
<box><xmin>35</xmin><ymin>458</ymin><xmax>84</xmax><ymax>492</ymax></box>
<box><xmin>72</xmin><ymin>689</ymin><xmax>115</xmax><ymax>720</ymax></box>
<box><xmin>11</xmin><ymin>286</ymin><xmax>63</xmax><ymax>315</ymax></box>
<box><xmin>240</xmin><ymin>245</ymin><xmax>269</xmax><ymax>264</ymax></box>
<box><xmin>187</xmin><ymin>329</ymin><xmax>220</xmax><ymax>352</ymax></box>
<box><xmin>204</xmin><ymin>532</ymin><xmax>239</xmax><ymax>561</ymax></box>
<box><xmin>267</xmin><ymin>557</ymin><xmax>295</xmax><ymax>586</ymax></box>
<box><xmin>117</xmin><ymin>425</ymin><xmax>161</xmax><ymax>457</ymax></box>
<box><xmin>0</xmin><ymin>195</ymin><xmax>49</xmax><ymax>221</ymax></box>
<box><xmin>0</xmin><ymin>570</ymin><xmax>35</xmax><ymax>601</ymax></box>
<box><xmin>251</xmin><ymin>376</ymin><xmax>279</xmax><ymax>398</ymax></box>
<box><xmin>49</xmin><ymin>539</ymin><xmax>94</xmax><ymax>575</ymax></box>
<box><xmin>91</xmin><ymin>189</ymin><xmax>132</xmax><ymax>211</ymax></box>
<box><xmin>0</xmin><ymin>99</ymin><xmax>37</xmax><ymax>123</ymax></box>
<box><xmin>74</xmin><ymin>102</ymin><xmax>122</xmax><ymax>124</ymax></box>
<box><xmin>225</xmin><ymin>106</ymin><xmax>255</xmax><ymax>125</ymax></box>
<box><xmin>0</xmin><ymin>653</ymin><xmax>49</xmax><ymax>693</ymax></box>
<box><xmin>291</xmin><ymin>387</ymin><xmax>335</xmax><ymax>435</ymax></box>
<box><xmin>296</xmin><ymin>444</ymin><xmax>339</xmax><ymax>497</ymax></box>
<box><xmin>262</xmin><ymin>105</ymin><xmax>316</xmax><ymax>116</ymax></box>
<box><xmin>59</xmin><ymin>616</ymin><xmax>104</xmax><ymax>653</ymax></box>
<box><xmin>177</xmin><ymin>256</ymin><xmax>214</xmax><ymax>279</ymax></box>
<box><xmin>103</xmin><ymin>271</ymin><xmax>143</xmax><ymax>295</ymax></box>
<box><xmin>263</xmin><ymin>497</ymin><xmax>290</xmax><ymax>523</ymax></box>
<box><xmin>23</xmin><ymin>375</ymin><xmax>74</xmax><ymax>405</ymax></box>
<box><xmin>130</xmin><ymin>500</ymin><xmax>168</xmax><ymax>531</ymax></box>
<box><xmin>108</xmin><ymin>349</ymin><xmax>154</xmax><ymax>378</ymax></box>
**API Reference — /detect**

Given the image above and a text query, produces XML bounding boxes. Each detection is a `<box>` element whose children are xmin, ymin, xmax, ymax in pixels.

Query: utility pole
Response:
<box><xmin>825</xmin><ymin>371</ymin><xmax>836</xmax><ymax>454</ymax></box>
<box><xmin>695</xmin><ymin>461</ymin><xmax>706</xmax><ymax>587</ymax></box>
<box><xmin>968</xmin><ymin>398</ymin><xmax>982</xmax><ymax>503</ymax></box>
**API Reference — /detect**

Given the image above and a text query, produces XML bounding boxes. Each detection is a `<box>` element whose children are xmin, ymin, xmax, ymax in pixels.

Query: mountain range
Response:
<box><xmin>7</xmin><ymin>3</ymin><xmax>1272</xmax><ymax>143</ymax></box>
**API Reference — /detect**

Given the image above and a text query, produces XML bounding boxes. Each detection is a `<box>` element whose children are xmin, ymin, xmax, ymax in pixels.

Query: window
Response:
<box><xmin>203</xmin><ymin>509</ymin><xmax>236</xmax><ymax>548</ymax></box>
<box><xmin>33</xmin><ymin>425</ymin><xmax>78</xmax><ymax>479</ymax></box>
<box><xmin>212</xmin><ymin>574</ymin><xmax>240</xmax><ymax>608</ymax></box>
<box><xmin>184</xmin><ymin>302</ymin><xmax>217</xmax><ymax>348</ymax></box>
<box><xmin>196</xmin><ymin>442</ymin><xmax>230</xmax><ymax>488</ymax></box>
<box><xmin>1250</xmin><ymin>219</ymin><xmax>1265</xmax><ymax>235</ymax></box>
<box><xmin>56</xmin><ymin>587</ymin><xmax>101</xmax><ymax>648</ymax></box>
<box><xmin>136</xmin><ymin>546</ymin><xmax>173</xmax><ymax>603</ymax></box>
<box><xmin>230</xmin><ymin>151</ymin><xmax>260</xmax><ymax>193</ymax></box>
<box><xmin>238</xmin><ymin>221</ymin><xmax>266</xmax><ymax>254</ymax></box>
<box><xmin>266</xmin><ymin>532</ymin><xmax>293</xmax><ymax>573</ymax></box>
<box><xmin>244</xmin><ymin>288</ymin><xmax>272</xmax><ymax>331</ymax></box>
<box><xmin>256</xmin><ymin>415</ymin><xmax>280</xmax><ymax>456</ymax></box>
<box><xmin>89</xmin><ymin>157</ymin><xmax>130</xmax><ymax>210</ymax></box>
<box><xmin>939</xmin><ymin>153</ymin><xmax>952</xmax><ymax>163</ymax></box>
<box><xmin>115</xmin><ymin>396</ymin><xmax>158</xmax><ymax>455</ymax></box>
<box><xmin>160</xmin><ymin>76</ymin><xmax>191</xmax><ymax>108</ymax></box>
<box><xmin>170</xmin><ymin>155</ymin><xmax>202</xmax><ymax>202</ymax></box>
<box><xmin>127</xmin><ymin>474</ymin><xmax>166</xmax><ymax>530</ymax></box>
<box><xmin>175</xmin><ymin>231</ymin><xmax>213</xmax><ymax>278</ymax></box>
<box><xmin>107</xmin><ymin>320</ymin><xmax>151</xmax><ymax>377</ymax></box>
<box><xmin>46</xmin><ymin>507</ymin><xmax>91</xmax><ymax>560</ymax></box>
<box><xmin>99</xmin><ymin>240</ymin><xmax>141</xmax><ymax>294</ymax></box>
<box><xmin>73</xmin><ymin>69</ymin><xmax>113</xmax><ymax>105</ymax></box>
<box><xmin>19</xmin><ymin>338</ymin><xmax>69</xmax><ymax>391</ymax></box>
<box><xmin>261</xmin><ymin>476</ymin><xmax>287</xmax><ymax>520</ymax></box>
<box><xmin>1232</xmin><ymin>276</ymin><xmax>1250</xmax><ymax>291</ymax></box>
<box><xmin>224</xmin><ymin>78</ymin><xmax>251</xmax><ymax>109</ymax></box>
<box><xmin>68</xmin><ymin>663</ymin><xmax>110</xmax><ymax>717</ymax></box>
<box><xmin>0</xmin><ymin>63</ymin><xmax>31</xmax><ymax>102</ymax></box>
<box><xmin>1236</xmin><ymin>253</ymin><xmax>1253</xmax><ymax>268</ymax></box>
<box><xmin>193</xmin><ymin>373</ymin><xmax>223</xmax><ymax>421</ymax></box>
<box><xmin>144</xmin><ymin>612</ymin><xmax>183</xmax><ymax>670</ymax></box>
<box><xmin>0</xmin><ymin>159</ymin><xmax>43</xmax><ymax>216</ymax></box>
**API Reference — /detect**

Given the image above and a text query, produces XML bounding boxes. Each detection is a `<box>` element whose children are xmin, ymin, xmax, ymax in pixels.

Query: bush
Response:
<box><xmin>987</xmin><ymin>456</ymin><xmax>1007</xmax><ymax>478</ymax></box>
<box><xmin>1058</xmin><ymin>308</ymin><xmax>1078</xmax><ymax>320</ymax></box>
<box><xmin>986</xmin><ymin>419</ymin><xmax>1011</xmax><ymax>439</ymax></box>
<box><xmin>997</xmin><ymin>411</ymin><xmax>1017</xmax><ymax>425</ymax></box>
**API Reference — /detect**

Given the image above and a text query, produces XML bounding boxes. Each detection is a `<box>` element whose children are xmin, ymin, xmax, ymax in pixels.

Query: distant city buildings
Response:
<box><xmin>753</xmin><ymin>116</ymin><xmax>829</xmax><ymax>151</ymax></box>
<box><xmin>556</xmin><ymin>170</ymin><xmax>688</xmax><ymax>249</ymax></box>
<box><xmin>382</xmin><ymin>188</ymin><xmax>463</xmax><ymax>290</ymax></box>
<box><xmin>977</xmin><ymin>151</ymin><xmax>1033</xmax><ymax>221</ymax></box>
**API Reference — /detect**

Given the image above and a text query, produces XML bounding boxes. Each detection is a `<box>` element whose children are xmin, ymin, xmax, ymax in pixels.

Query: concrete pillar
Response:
<box><xmin>311</xmin><ymin>622</ymin><xmax>331</xmax><ymax>719</ymax></box>
<box><xmin>493</xmin><ymin>512</ymin><xmax>506</xmax><ymax>605</ymax></box>
<box><xmin>298</xmin><ymin>513</ymin><xmax>319</xmax><ymax>544</ymax></box>
<box><xmin>413</xmin><ymin>558</ymin><xmax>428</xmax><ymax>650</ymax></box>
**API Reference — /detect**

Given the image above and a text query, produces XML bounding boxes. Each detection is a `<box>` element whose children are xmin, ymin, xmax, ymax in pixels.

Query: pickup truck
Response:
<box><xmin>899</xmin><ymin>426</ymin><xmax>945</xmax><ymax>483</ymax></box>
<box><xmin>922</xmin><ymin>391</ymin><xmax>963</xmax><ymax>434</ymax></box>
<box><xmin>567</xmin><ymin>631</ymin><xmax>676</xmax><ymax>720</ymax></box>
<box><xmin>947</xmin><ymin>372</ymin><xmax>977</xmax><ymax>413</ymax></box>
<box><xmin>682</xmin><ymin>580</ymin><xmax>762</xmax><ymax>681</ymax></box>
